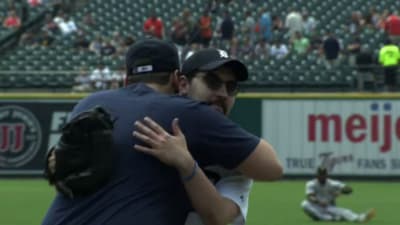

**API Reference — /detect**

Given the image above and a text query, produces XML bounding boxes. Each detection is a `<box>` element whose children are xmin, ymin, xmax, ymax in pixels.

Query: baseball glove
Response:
<box><xmin>44</xmin><ymin>106</ymin><xmax>114</xmax><ymax>198</ymax></box>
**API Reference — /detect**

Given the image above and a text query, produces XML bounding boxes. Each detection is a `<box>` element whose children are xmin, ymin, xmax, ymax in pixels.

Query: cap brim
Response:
<box><xmin>199</xmin><ymin>59</ymin><xmax>248</xmax><ymax>81</ymax></box>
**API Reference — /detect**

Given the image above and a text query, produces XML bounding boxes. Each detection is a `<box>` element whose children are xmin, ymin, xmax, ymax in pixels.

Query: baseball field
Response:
<box><xmin>0</xmin><ymin>179</ymin><xmax>398</xmax><ymax>225</ymax></box>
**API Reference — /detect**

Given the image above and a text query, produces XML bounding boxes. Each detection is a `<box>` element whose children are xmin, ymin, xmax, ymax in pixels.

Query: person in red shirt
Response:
<box><xmin>199</xmin><ymin>11</ymin><xmax>212</xmax><ymax>47</ymax></box>
<box><xmin>384</xmin><ymin>12</ymin><xmax>400</xmax><ymax>43</ymax></box>
<box><xmin>143</xmin><ymin>12</ymin><xmax>164</xmax><ymax>39</ymax></box>
<box><xmin>3</xmin><ymin>10</ymin><xmax>21</xmax><ymax>29</ymax></box>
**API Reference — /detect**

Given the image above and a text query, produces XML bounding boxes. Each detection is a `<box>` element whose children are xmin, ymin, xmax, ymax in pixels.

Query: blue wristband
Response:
<box><xmin>182</xmin><ymin>161</ymin><xmax>198</xmax><ymax>182</ymax></box>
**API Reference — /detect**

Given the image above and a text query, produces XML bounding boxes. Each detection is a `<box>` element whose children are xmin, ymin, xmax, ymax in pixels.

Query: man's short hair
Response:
<box><xmin>126</xmin><ymin>72</ymin><xmax>172</xmax><ymax>85</ymax></box>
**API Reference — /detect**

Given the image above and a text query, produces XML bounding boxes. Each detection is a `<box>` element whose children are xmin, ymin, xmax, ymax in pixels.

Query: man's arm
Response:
<box><xmin>133</xmin><ymin>117</ymin><xmax>241</xmax><ymax>225</ymax></box>
<box><xmin>235</xmin><ymin>139</ymin><xmax>283</xmax><ymax>181</ymax></box>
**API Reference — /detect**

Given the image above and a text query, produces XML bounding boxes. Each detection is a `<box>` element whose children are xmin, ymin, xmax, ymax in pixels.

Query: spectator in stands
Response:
<box><xmin>270</xmin><ymin>39</ymin><xmax>289</xmax><ymax>59</ymax></box>
<box><xmin>199</xmin><ymin>10</ymin><xmax>213</xmax><ymax>47</ymax></box>
<box><xmin>219</xmin><ymin>10</ymin><xmax>235</xmax><ymax>46</ymax></box>
<box><xmin>171</xmin><ymin>16</ymin><xmax>189</xmax><ymax>49</ymax></box>
<box><xmin>309</xmin><ymin>32</ymin><xmax>323</xmax><ymax>55</ymax></box>
<box><xmin>73</xmin><ymin>33</ymin><xmax>90</xmax><ymax>50</ymax></box>
<box><xmin>36</xmin><ymin>30</ymin><xmax>54</xmax><ymax>46</ymax></box>
<box><xmin>28</xmin><ymin>0</ymin><xmax>42</xmax><ymax>7</ymax></box>
<box><xmin>346</xmin><ymin>35</ymin><xmax>361</xmax><ymax>66</ymax></box>
<box><xmin>254</xmin><ymin>38</ymin><xmax>269</xmax><ymax>58</ymax></box>
<box><xmin>302</xmin><ymin>11</ymin><xmax>317</xmax><ymax>36</ymax></box>
<box><xmin>243</xmin><ymin>11</ymin><xmax>256</xmax><ymax>43</ymax></box>
<box><xmin>42</xmin><ymin>13</ymin><xmax>58</xmax><ymax>35</ymax></box>
<box><xmin>143</xmin><ymin>11</ymin><xmax>164</xmax><ymax>39</ymax></box>
<box><xmin>89</xmin><ymin>62</ymin><xmax>112</xmax><ymax>90</ymax></box>
<box><xmin>108</xmin><ymin>66</ymin><xmax>124</xmax><ymax>89</ymax></box>
<box><xmin>2</xmin><ymin>10</ymin><xmax>21</xmax><ymax>29</ymax></box>
<box><xmin>54</xmin><ymin>14</ymin><xmax>78</xmax><ymax>35</ymax></box>
<box><xmin>379</xmin><ymin>39</ymin><xmax>400</xmax><ymax>92</ymax></box>
<box><xmin>356</xmin><ymin>45</ymin><xmax>376</xmax><ymax>92</ymax></box>
<box><xmin>271</xmin><ymin>14</ymin><xmax>283</xmax><ymax>32</ymax></box>
<box><xmin>238</xmin><ymin>37</ymin><xmax>254</xmax><ymax>59</ymax></box>
<box><xmin>291</xmin><ymin>31</ymin><xmax>310</xmax><ymax>54</ymax></box>
<box><xmin>19</xmin><ymin>30</ymin><xmax>36</xmax><ymax>46</ymax></box>
<box><xmin>100</xmin><ymin>39</ymin><xmax>117</xmax><ymax>56</ymax></box>
<box><xmin>83</xmin><ymin>12</ymin><xmax>96</xmax><ymax>27</ymax></box>
<box><xmin>322</xmin><ymin>31</ymin><xmax>341</xmax><ymax>67</ymax></box>
<box><xmin>285</xmin><ymin>8</ymin><xmax>303</xmax><ymax>37</ymax></box>
<box><xmin>384</xmin><ymin>11</ymin><xmax>400</xmax><ymax>44</ymax></box>
<box><xmin>348</xmin><ymin>11</ymin><xmax>362</xmax><ymax>34</ymax></box>
<box><xmin>258</xmin><ymin>8</ymin><xmax>272</xmax><ymax>42</ymax></box>
<box><xmin>89</xmin><ymin>35</ymin><xmax>103</xmax><ymax>55</ymax></box>
<box><xmin>73</xmin><ymin>66</ymin><xmax>93</xmax><ymax>92</ymax></box>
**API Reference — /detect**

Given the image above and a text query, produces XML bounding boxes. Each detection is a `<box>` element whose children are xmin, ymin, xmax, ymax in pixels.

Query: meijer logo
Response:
<box><xmin>0</xmin><ymin>106</ymin><xmax>42</xmax><ymax>167</ymax></box>
<box><xmin>308</xmin><ymin>103</ymin><xmax>399</xmax><ymax>153</ymax></box>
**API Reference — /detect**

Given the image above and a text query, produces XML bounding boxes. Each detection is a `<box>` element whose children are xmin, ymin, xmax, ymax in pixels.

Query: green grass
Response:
<box><xmin>0</xmin><ymin>179</ymin><xmax>398</xmax><ymax>225</ymax></box>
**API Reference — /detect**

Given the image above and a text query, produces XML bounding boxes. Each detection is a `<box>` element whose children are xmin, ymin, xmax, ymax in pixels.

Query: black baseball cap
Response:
<box><xmin>125</xmin><ymin>39</ymin><xmax>180</xmax><ymax>76</ymax></box>
<box><xmin>182</xmin><ymin>48</ymin><xmax>248</xmax><ymax>81</ymax></box>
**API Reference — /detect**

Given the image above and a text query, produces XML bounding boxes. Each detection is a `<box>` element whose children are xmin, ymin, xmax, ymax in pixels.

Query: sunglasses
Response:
<box><xmin>202</xmin><ymin>72</ymin><xmax>239</xmax><ymax>96</ymax></box>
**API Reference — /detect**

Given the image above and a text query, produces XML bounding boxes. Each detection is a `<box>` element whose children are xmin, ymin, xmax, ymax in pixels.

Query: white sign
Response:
<box><xmin>262</xmin><ymin>100</ymin><xmax>400</xmax><ymax>176</ymax></box>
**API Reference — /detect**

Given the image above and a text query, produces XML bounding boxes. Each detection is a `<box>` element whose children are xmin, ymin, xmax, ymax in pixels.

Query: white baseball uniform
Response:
<box><xmin>185</xmin><ymin>166</ymin><xmax>253</xmax><ymax>225</ymax></box>
<box><xmin>301</xmin><ymin>178</ymin><xmax>367</xmax><ymax>222</ymax></box>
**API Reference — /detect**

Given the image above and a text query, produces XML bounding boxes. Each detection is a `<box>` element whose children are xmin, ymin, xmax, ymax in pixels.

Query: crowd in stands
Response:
<box><xmin>1</xmin><ymin>0</ymin><xmax>399</xmax><ymax>92</ymax></box>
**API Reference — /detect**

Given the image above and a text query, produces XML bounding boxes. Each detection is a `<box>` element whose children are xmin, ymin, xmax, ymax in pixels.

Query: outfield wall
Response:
<box><xmin>0</xmin><ymin>93</ymin><xmax>399</xmax><ymax>177</ymax></box>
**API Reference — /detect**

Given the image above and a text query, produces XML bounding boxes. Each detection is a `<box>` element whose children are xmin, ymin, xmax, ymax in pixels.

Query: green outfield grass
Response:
<box><xmin>0</xmin><ymin>179</ymin><xmax>398</xmax><ymax>225</ymax></box>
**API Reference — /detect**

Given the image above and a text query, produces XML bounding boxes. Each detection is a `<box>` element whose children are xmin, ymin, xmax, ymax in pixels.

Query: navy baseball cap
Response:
<box><xmin>182</xmin><ymin>48</ymin><xmax>248</xmax><ymax>81</ymax></box>
<box><xmin>125</xmin><ymin>39</ymin><xmax>180</xmax><ymax>76</ymax></box>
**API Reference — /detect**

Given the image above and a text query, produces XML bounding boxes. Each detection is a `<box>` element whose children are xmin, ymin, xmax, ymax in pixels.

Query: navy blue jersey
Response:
<box><xmin>42</xmin><ymin>83</ymin><xmax>259</xmax><ymax>225</ymax></box>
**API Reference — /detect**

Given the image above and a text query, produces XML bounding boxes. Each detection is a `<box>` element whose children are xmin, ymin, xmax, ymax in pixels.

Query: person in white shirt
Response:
<box><xmin>301</xmin><ymin>167</ymin><xmax>376</xmax><ymax>223</ymax></box>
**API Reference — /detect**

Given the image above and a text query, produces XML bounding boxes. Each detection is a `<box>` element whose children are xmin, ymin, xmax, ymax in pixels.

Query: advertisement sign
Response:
<box><xmin>262</xmin><ymin>100</ymin><xmax>400</xmax><ymax>176</ymax></box>
<box><xmin>0</xmin><ymin>100</ymin><xmax>76</xmax><ymax>175</ymax></box>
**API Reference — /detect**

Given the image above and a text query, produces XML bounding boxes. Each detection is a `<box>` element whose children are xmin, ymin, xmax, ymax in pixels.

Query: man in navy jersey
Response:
<box><xmin>42</xmin><ymin>39</ymin><xmax>282</xmax><ymax>225</ymax></box>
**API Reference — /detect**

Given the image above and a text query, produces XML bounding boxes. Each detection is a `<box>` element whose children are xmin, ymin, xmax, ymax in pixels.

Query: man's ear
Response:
<box><xmin>169</xmin><ymin>70</ymin><xmax>181</xmax><ymax>93</ymax></box>
<box><xmin>178</xmin><ymin>74</ymin><xmax>190</xmax><ymax>95</ymax></box>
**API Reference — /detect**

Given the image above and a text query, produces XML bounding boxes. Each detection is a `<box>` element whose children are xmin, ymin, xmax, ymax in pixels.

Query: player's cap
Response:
<box><xmin>317</xmin><ymin>166</ymin><xmax>328</xmax><ymax>175</ymax></box>
<box><xmin>182</xmin><ymin>48</ymin><xmax>248</xmax><ymax>81</ymax></box>
<box><xmin>125</xmin><ymin>39</ymin><xmax>179</xmax><ymax>76</ymax></box>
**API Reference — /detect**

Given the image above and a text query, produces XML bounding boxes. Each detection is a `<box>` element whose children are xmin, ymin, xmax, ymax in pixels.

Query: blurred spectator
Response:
<box><xmin>379</xmin><ymin>39</ymin><xmax>400</xmax><ymax>92</ymax></box>
<box><xmin>346</xmin><ymin>35</ymin><xmax>361</xmax><ymax>66</ymax></box>
<box><xmin>309</xmin><ymin>32</ymin><xmax>323</xmax><ymax>55</ymax></box>
<box><xmin>356</xmin><ymin>45</ymin><xmax>376</xmax><ymax>91</ymax></box>
<box><xmin>42</xmin><ymin>13</ymin><xmax>58</xmax><ymax>35</ymax></box>
<box><xmin>89</xmin><ymin>63</ymin><xmax>112</xmax><ymax>90</ymax></box>
<box><xmin>143</xmin><ymin>11</ymin><xmax>164</xmax><ymax>39</ymax></box>
<box><xmin>89</xmin><ymin>36</ymin><xmax>103</xmax><ymax>55</ymax></box>
<box><xmin>270</xmin><ymin>39</ymin><xmax>289</xmax><ymax>59</ymax></box>
<box><xmin>384</xmin><ymin>11</ymin><xmax>400</xmax><ymax>44</ymax></box>
<box><xmin>3</xmin><ymin>10</ymin><xmax>21</xmax><ymax>29</ymax></box>
<box><xmin>258</xmin><ymin>8</ymin><xmax>272</xmax><ymax>42</ymax></box>
<box><xmin>219</xmin><ymin>11</ymin><xmax>235</xmax><ymax>44</ymax></box>
<box><xmin>243</xmin><ymin>11</ymin><xmax>256</xmax><ymax>42</ymax></box>
<box><xmin>100</xmin><ymin>40</ymin><xmax>116</xmax><ymax>56</ymax></box>
<box><xmin>199</xmin><ymin>11</ymin><xmax>213</xmax><ymax>47</ymax></box>
<box><xmin>83</xmin><ymin>13</ymin><xmax>96</xmax><ymax>27</ymax></box>
<box><xmin>254</xmin><ymin>38</ymin><xmax>269</xmax><ymax>58</ymax></box>
<box><xmin>28</xmin><ymin>0</ymin><xmax>42</xmax><ymax>7</ymax></box>
<box><xmin>73</xmin><ymin>66</ymin><xmax>93</xmax><ymax>92</ymax></box>
<box><xmin>36</xmin><ymin>30</ymin><xmax>54</xmax><ymax>46</ymax></box>
<box><xmin>291</xmin><ymin>31</ymin><xmax>310</xmax><ymax>54</ymax></box>
<box><xmin>73</xmin><ymin>33</ymin><xmax>90</xmax><ymax>50</ymax></box>
<box><xmin>171</xmin><ymin>16</ymin><xmax>189</xmax><ymax>47</ymax></box>
<box><xmin>108</xmin><ymin>67</ymin><xmax>125</xmax><ymax>89</ymax></box>
<box><xmin>19</xmin><ymin>31</ymin><xmax>36</xmax><ymax>45</ymax></box>
<box><xmin>348</xmin><ymin>11</ymin><xmax>362</xmax><ymax>34</ymax></box>
<box><xmin>271</xmin><ymin>14</ymin><xmax>283</xmax><ymax>32</ymax></box>
<box><xmin>322</xmin><ymin>32</ymin><xmax>341</xmax><ymax>67</ymax></box>
<box><xmin>54</xmin><ymin>14</ymin><xmax>78</xmax><ymax>35</ymax></box>
<box><xmin>238</xmin><ymin>37</ymin><xmax>254</xmax><ymax>58</ymax></box>
<box><xmin>285</xmin><ymin>8</ymin><xmax>303</xmax><ymax>37</ymax></box>
<box><xmin>302</xmin><ymin>11</ymin><xmax>317</xmax><ymax>36</ymax></box>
